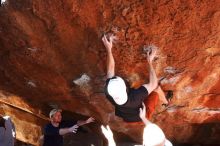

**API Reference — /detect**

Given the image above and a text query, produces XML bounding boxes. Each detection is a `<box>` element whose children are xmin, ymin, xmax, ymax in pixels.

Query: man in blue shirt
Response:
<box><xmin>43</xmin><ymin>109</ymin><xmax>94</xmax><ymax>146</ymax></box>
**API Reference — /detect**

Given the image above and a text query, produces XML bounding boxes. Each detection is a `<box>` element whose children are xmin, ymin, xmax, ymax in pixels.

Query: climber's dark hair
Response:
<box><xmin>124</xmin><ymin>78</ymin><xmax>131</xmax><ymax>93</ymax></box>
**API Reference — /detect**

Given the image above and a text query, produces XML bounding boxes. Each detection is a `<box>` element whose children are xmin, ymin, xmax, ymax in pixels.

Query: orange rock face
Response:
<box><xmin>0</xmin><ymin>0</ymin><xmax>220</xmax><ymax>145</ymax></box>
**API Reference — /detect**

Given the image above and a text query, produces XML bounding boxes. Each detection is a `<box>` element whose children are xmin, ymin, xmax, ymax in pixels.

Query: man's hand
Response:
<box><xmin>101</xmin><ymin>125</ymin><xmax>113</xmax><ymax>138</ymax></box>
<box><xmin>68</xmin><ymin>124</ymin><xmax>79</xmax><ymax>133</ymax></box>
<box><xmin>101</xmin><ymin>125</ymin><xmax>116</xmax><ymax>146</ymax></box>
<box><xmin>85</xmin><ymin>117</ymin><xmax>95</xmax><ymax>124</ymax></box>
<box><xmin>77</xmin><ymin>117</ymin><xmax>95</xmax><ymax>126</ymax></box>
<box><xmin>102</xmin><ymin>34</ymin><xmax>114</xmax><ymax>52</ymax></box>
<box><xmin>139</xmin><ymin>103</ymin><xmax>151</xmax><ymax>125</ymax></box>
<box><xmin>146</xmin><ymin>45</ymin><xmax>157</xmax><ymax>63</ymax></box>
<box><xmin>139</xmin><ymin>102</ymin><xmax>146</xmax><ymax>121</ymax></box>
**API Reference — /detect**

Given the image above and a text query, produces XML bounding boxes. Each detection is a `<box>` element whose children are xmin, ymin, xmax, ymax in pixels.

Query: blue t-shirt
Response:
<box><xmin>43</xmin><ymin>120</ymin><xmax>77</xmax><ymax>146</ymax></box>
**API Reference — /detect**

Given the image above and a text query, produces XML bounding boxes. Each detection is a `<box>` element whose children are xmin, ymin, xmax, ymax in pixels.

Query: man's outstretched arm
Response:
<box><xmin>77</xmin><ymin>117</ymin><xmax>95</xmax><ymax>126</ymax></box>
<box><xmin>59</xmin><ymin>124</ymin><xmax>79</xmax><ymax>135</ymax></box>
<box><xmin>60</xmin><ymin>117</ymin><xmax>94</xmax><ymax>135</ymax></box>
<box><xmin>142</xmin><ymin>47</ymin><xmax>158</xmax><ymax>94</ymax></box>
<box><xmin>44</xmin><ymin>124</ymin><xmax>79</xmax><ymax>136</ymax></box>
<box><xmin>102</xmin><ymin>35</ymin><xmax>115</xmax><ymax>79</ymax></box>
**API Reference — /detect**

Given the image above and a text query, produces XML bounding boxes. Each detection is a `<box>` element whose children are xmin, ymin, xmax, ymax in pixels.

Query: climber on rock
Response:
<box><xmin>42</xmin><ymin>109</ymin><xmax>94</xmax><ymax>146</ymax></box>
<box><xmin>102</xmin><ymin>34</ymin><xmax>172</xmax><ymax>122</ymax></box>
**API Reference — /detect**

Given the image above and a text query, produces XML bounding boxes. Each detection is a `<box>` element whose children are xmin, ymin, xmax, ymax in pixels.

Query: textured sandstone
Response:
<box><xmin>0</xmin><ymin>0</ymin><xmax>220</xmax><ymax>145</ymax></box>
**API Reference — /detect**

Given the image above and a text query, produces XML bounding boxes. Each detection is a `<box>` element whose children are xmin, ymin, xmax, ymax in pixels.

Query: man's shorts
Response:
<box><xmin>144</xmin><ymin>91</ymin><xmax>159</xmax><ymax>119</ymax></box>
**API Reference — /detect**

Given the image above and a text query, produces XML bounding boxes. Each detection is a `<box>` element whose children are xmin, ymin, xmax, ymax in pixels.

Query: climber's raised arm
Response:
<box><xmin>102</xmin><ymin>34</ymin><xmax>115</xmax><ymax>79</ymax></box>
<box><xmin>142</xmin><ymin>46</ymin><xmax>158</xmax><ymax>94</ymax></box>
